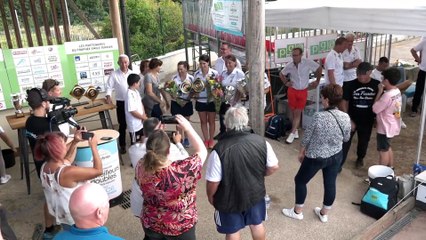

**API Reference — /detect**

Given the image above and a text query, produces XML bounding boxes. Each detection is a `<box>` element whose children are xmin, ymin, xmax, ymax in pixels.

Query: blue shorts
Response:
<box><xmin>214</xmin><ymin>198</ymin><xmax>266</xmax><ymax>234</ymax></box>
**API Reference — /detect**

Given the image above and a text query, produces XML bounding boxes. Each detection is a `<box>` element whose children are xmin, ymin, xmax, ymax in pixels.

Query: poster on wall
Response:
<box><xmin>306</xmin><ymin>34</ymin><xmax>337</xmax><ymax>60</ymax></box>
<box><xmin>211</xmin><ymin>0</ymin><xmax>243</xmax><ymax>36</ymax></box>
<box><xmin>274</xmin><ymin>37</ymin><xmax>306</xmax><ymax>64</ymax></box>
<box><xmin>11</xmin><ymin>46</ymin><xmax>64</xmax><ymax>93</ymax></box>
<box><xmin>64</xmin><ymin>38</ymin><xmax>118</xmax><ymax>92</ymax></box>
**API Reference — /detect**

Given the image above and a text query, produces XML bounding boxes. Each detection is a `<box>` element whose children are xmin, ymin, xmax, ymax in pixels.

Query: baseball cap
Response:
<box><xmin>42</xmin><ymin>79</ymin><xmax>60</xmax><ymax>92</ymax></box>
<box><xmin>26</xmin><ymin>88</ymin><xmax>53</xmax><ymax>109</ymax></box>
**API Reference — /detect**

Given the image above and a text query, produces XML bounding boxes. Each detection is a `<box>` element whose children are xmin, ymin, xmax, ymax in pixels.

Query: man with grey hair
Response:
<box><xmin>106</xmin><ymin>54</ymin><xmax>134</xmax><ymax>154</ymax></box>
<box><xmin>206</xmin><ymin>105</ymin><xmax>279</xmax><ymax>240</ymax></box>
<box><xmin>343</xmin><ymin>32</ymin><xmax>362</xmax><ymax>82</ymax></box>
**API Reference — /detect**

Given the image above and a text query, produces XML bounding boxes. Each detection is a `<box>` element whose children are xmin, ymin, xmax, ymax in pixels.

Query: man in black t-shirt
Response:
<box><xmin>341</xmin><ymin>62</ymin><xmax>380</xmax><ymax>169</ymax></box>
<box><xmin>25</xmin><ymin>88</ymin><xmax>59</xmax><ymax>176</ymax></box>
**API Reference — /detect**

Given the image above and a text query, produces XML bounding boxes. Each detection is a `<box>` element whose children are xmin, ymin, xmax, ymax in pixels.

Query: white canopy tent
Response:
<box><xmin>265</xmin><ymin>0</ymin><xmax>426</xmax><ymax>167</ymax></box>
<box><xmin>265</xmin><ymin>0</ymin><xmax>426</xmax><ymax>36</ymax></box>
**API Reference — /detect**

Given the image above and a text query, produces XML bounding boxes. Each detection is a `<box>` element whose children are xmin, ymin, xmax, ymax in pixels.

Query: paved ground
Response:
<box><xmin>0</xmin><ymin>113</ymin><xmax>377</xmax><ymax>240</ymax></box>
<box><xmin>1</xmin><ymin>37</ymin><xmax>426</xmax><ymax>239</ymax></box>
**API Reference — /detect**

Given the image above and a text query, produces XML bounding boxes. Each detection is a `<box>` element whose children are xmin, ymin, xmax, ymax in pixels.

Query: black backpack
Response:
<box><xmin>360</xmin><ymin>176</ymin><xmax>399</xmax><ymax>219</ymax></box>
<box><xmin>265</xmin><ymin>114</ymin><xmax>291</xmax><ymax>139</ymax></box>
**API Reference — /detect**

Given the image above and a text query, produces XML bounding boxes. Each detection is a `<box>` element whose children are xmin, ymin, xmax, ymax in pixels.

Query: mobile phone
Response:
<box><xmin>81</xmin><ymin>132</ymin><xmax>94</xmax><ymax>140</ymax></box>
<box><xmin>161</xmin><ymin>115</ymin><xmax>178</xmax><ymax>124</ymax></box>
<box><xmin>100</xmin><ymin>136</ymin><xmax>113</xmax><ymax>141</ymax></box>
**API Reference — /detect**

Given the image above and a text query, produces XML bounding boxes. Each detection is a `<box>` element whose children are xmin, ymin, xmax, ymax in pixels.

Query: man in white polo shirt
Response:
<box><xmin>280</xmin><ymin>47</ymin><xmax>322</xmax><ymax>144</ymax></box>
<box><xmin>324</xmin><ymin>37</ymin><xmax>347</xmax><ymax>86</ymax></box>
<box><xmin>343</xmin><ymin>32</ymin><xmax>362</xmax><ymax>82</ymax></box>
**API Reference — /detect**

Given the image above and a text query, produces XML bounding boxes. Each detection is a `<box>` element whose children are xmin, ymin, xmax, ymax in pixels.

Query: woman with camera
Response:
<box><xmin>193</xmin><ymin>55</ymin><xmax>218</xmax><ymax>149</ymax></box>
<box><xmin>34</xmin><ymin>131</ymin><xmax>103</xmax><ymax>229</ymax></box>
<box><xmin>136</xmin><ymin>115</ymin><xmax>207</xmax><ymax>240</ymax></box>
<box><xmin>143</xmin><ymin>58</ymin><xmax>169</xmax><ymax>119</ymax></box>
<box><xmin>170</xmin><ymin>61</ymin><xmax>194</xmax><ymax>147</ymax></box>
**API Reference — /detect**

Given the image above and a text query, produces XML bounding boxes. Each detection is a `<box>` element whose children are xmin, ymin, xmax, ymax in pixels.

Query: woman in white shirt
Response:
<box><xmin>194</xmin><ymin>55</ymin><xmax>218</xmax><ymax>149</ymax></box>
<box><xmin>217</xmin><ymin>55</ymin><xmax>245</xmax><ymax>138</ymax></box>
<box><xmin>170</xmin><ymin>61</ymin><xmax>194</xmax><ymax>147</ymax></box>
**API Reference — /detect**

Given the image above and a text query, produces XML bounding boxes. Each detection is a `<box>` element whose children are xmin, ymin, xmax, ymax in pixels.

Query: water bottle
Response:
<box><xmin>265</xmin><ymin>194</ymin><xmax>271</xmax><ymax>209</ymax></box>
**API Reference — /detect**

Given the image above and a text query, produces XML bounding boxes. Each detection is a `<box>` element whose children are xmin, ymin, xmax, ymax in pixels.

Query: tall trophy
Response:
<box><xmin>70</xmin><ymin>85</ymin><xmax>89</xmax><ymax>107</ymax></box>
<box><xmin>11</xmin><ymin>93</ymin><xmax>24</xmax><ymax>118</ymax></box>
<box><xmin>84</xmin><ymin>85</ymin><xmax>102</xmax><ymax>109</ymax></box>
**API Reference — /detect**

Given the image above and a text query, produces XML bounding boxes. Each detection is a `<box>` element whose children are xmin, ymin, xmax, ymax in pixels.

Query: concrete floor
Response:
<box><xmin>1</xmin><ymin>36</ymin><xmax>425</xmax><ymax>239</ymax></box>
<box><xmin>1</xmin><ymin>114</ymin><xmax>378</xmax><ymax>240</ymax></box>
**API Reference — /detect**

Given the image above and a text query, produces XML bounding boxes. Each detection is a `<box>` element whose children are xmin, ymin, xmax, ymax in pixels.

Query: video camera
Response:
<box><xmin>48</xmin><ymin>97</ymin><xmax>79</xmax><ymax>127</ymax></box>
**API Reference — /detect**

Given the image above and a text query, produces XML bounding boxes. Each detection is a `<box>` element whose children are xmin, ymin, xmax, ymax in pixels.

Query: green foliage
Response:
<box><xmin>100</xmin><ymin>0</ymin><xmax>184</xmax><ymax>59</ymax></box>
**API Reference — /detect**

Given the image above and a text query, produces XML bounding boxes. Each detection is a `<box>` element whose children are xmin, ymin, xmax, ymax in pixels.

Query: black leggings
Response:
<box><xmin>143</xmin><ymin>225</ymin><xmax>196</xmax><ymax>240</ymax></box>
<box><xmin>116</xmin><ymin>100</ymin><xmax>127</xmax><ymax>147</ymax></box>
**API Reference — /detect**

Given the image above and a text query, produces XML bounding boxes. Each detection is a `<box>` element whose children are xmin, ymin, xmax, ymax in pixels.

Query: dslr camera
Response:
<box><xmin>161</xmin><ymin>115</ymin><xmax>178</xmax><ymax>124</ymax></box>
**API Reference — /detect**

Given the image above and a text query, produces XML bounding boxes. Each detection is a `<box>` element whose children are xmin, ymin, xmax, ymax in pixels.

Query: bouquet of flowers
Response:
<box><xmin>159</xmin><ymin>80</ymin><xmax>178</xmax><ymax>99</ymax></box>
<box><xmin>206</xmin><ymin>74</ymin><xmax>224</xmax><ymax>113</ymax></box>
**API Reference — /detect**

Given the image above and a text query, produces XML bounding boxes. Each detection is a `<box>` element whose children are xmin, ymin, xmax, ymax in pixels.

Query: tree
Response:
<box><xmin>100</xmin><ymin>0</ymin><xmax>184</xmax><ymax>59</ymax></box>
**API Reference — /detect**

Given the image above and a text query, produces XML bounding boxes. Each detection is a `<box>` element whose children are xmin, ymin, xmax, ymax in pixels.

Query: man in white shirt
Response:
<box><xmin>214</xmin><ymin>43</ymin><xmax>242</xmax><ymax>75</ymax></box>
<box><xmin>343</xmin><ymin>32</ymin><xmax>362</xmax><ymax>82</ymax></box>
<box><xmin>370</xmin><ymin>57</ymin><xmax>390</xmax><ymax>81</ymax></box>
<box><xmin>280</xmin><ymin>47</ymin><xmax>322</xmax><ymax>144</ymax></box>
<box><xmin>206</xmin><ymin>106</ymin><xmax>278</xmax><ymax>240</ymax></box>
<box><xmin>105</xmin><ymin>54</ymin><xmax>133</xmax><ymax>154</ymax></box>
<box><xmin>324</xmin><ymin>37</ymin><xmax>347</xmax><ymax>86</ymax></box>
<box><xmin>410</xmin><ymin>37</ymin><xmax>426</xmax><ymax>116</ymax></box>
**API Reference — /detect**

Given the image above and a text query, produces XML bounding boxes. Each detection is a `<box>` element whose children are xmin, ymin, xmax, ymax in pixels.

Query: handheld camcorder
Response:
<box><xmin>161</xmin><ymin>115</ymin><xmax>178</xmax><ymax>124</ymax></box>
<box><xmin>48</xmin><ymin>97</ymin><xmax>78</xmax><ymax>127</ymax></box>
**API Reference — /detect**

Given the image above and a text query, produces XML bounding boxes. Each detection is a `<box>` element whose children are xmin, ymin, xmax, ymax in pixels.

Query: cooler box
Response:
<box><xmin>415</xmin><ymin>170</ymin><xmax>426</xmax><ymax>210</ymax></box>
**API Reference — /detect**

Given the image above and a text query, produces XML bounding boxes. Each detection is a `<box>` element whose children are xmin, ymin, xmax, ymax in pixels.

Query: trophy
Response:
<box><xmin>70</xmin><ymin>85</ymin><xmax>89</xmax><ymax>107</ymax></box>
<box><xmin>11</xmin><ymin>93</ymin><xmax>25</xmax><ymax>118</ymax></box>
<box><xmin>84</xmin><ymin>85</ymin><xmax>102</xmax><ymax>109</ymax></box>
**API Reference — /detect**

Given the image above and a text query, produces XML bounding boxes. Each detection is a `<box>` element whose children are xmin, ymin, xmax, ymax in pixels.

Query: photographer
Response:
<box><xmin>135</xmin><ymin>115</ymin><xmax>207</xmax><ymax>239</ymax></box>
<box><xmin>25</xmin><ymin>87</ymin><xmax>84</xmax><ymax>239</ymax></box>
<box><xmin>129</xmin><ymin>117</ymin><xmax>188</xmax><ymax>218</ymax></box>
<box><xmin>42</xmin><ymin>79</ymin><xmax>78</xmax><ymax>136</ymax></box>
<box><xmin>35</xmin><ymin>131</ymin><xmax>102</xmax><ymax>230</ymax></box>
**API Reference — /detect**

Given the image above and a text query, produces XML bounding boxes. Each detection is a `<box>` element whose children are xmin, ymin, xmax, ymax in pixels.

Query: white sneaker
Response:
<box><xmin>314</xmin><ymin>207</ymin><xmax>328</xmax><ymax>223</ymax></box>
<box><xmin>286</xmin><ymin>133</ymin><xmax>296</xmax><ymax>144</ymax></box>
<box><xmin>0</xmin><ymin>174</ymin><xmax>11</xmax><ymax>184</ymax></box>
<box><xmin>401</xmin><ymin>120</ymin><xmax>407</xmax><ymax>129</ymax></box>
<box><xmin>282</xmin><ymin>208</ymin><xmax>304</xmax><ymax>220</ymax></box>
<box><xmin>294</xmin><ymin>130</ymin><xmax>299</xmax><ymax>139</ymax></box>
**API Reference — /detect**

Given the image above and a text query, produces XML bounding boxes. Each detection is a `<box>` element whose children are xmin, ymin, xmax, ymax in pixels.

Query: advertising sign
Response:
<box><xmin>306</xmin><ymin>34</ymin><xmax>337</xmax><ymax>60</ymax></box>
<box><xmin>274</xmin><ymin>37</ymin><xmax>306</xmax><ymax>64</ymax></box>
<box><xmin>211</xmin><ymin>0</ymin><xmax>243</xmax><ymax>36</ymax></box>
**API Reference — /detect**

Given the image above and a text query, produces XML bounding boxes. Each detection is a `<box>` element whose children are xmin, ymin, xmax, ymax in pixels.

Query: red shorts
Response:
<box><xmin>287</xmin><ymin>87</ymin><xmax>308</xmax><ymax>110</ymax></box>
